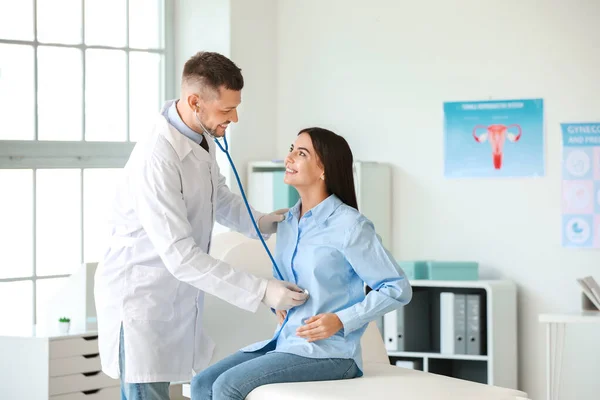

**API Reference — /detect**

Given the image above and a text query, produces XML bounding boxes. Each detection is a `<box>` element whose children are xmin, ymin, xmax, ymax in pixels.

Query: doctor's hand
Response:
<box><xmin>276</xmin><ymin>310</ymin><xmax>287</xmax><ymax>325</ymax></box>
<box><xmin>262</xmin><ymin>279</ymin><xmax>308</xmax><ymax>310</ymax></box>
<box><xmin>296</xmin><ymin>313</ymin><xmax>343</xmax><ymax>343</ymax></box>
<box><xmin>258</xmin><ymin>209</ymin><xmax>289</xmax><ymax>234</ymax></box>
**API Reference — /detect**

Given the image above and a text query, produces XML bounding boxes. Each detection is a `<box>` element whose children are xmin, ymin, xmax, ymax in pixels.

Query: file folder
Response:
<box><xmin>383</xmin><ymin>291</ymin><xmax>430</xmax><ymax>352</ymax></box>
<box><xmin>466</xmin><ymin>294</ymin><xmax>482</xmax><ymax>355</ymax></box>
<box><xmin>383</xmin><ymin>309</ymin><xmax>398</xmax><ymax>351</ymax></box>
<box><xmin>440</xmin><ymin>292</ymin><xmax>467</xmax><ymax>354</ymax></box>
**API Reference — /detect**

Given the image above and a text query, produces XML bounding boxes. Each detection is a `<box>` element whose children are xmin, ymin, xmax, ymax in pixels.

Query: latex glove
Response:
<box><xmin>258</xmin><ymin>209</ymin><xmax>289</xmax><ymax>234</ymax></box>
<box><xmin>262</xmin><ymin>279</ymin><xmax>308</xmax><ymax>310</ymax></box>
<box><xmin>276</xmin><ymin>310</ymin><xmax>287</xmax><ymax>325</ymax></box>
<box><xmin>296</xmin><ymin>313</ymin><xmax>343</xmax><ymax>343</ymax></box>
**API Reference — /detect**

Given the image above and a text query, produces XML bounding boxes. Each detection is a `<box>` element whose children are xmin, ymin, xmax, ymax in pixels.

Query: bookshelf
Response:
<box><xmin>380</xmin><ymin>279</ymin><xmax>517</xmax><ymax>390</ymax></box>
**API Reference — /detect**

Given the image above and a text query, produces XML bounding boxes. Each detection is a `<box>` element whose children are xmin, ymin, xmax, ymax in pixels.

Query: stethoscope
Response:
<box><xmin>193</xmin><ymin>109</ymin><xmax>293</xmax><ymax>284</ymax></box>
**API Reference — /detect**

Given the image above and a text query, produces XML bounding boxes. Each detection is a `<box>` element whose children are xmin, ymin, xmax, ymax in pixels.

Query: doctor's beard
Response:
<box><xmin>194</xmin><ymin>109</ymin><xmax>221</xmax><ymax>138</ymax></box>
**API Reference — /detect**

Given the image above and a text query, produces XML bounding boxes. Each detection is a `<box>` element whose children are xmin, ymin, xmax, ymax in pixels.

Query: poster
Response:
<box><xmin>561</xmin><ymin>123</ymin><xmax>600</xmax><ymax>248</ymax></box>
<box><xmin>444</xmin><ymin>99</ymin><xmax>545</xmax><ymax>178</ymax></box>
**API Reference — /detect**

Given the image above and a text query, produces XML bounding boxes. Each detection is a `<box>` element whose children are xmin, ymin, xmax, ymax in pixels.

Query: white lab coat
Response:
<box><xmin>94</xmin><ymin>101</ymin><xmax>269</xmax><ymax>383</ymax></box>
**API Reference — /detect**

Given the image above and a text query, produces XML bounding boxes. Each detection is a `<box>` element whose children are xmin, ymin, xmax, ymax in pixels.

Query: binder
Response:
<box><xmin>440</xmin><ymin>292</ymin><xmax>467</xmax><ymax>354</ymax></box>
<box><xmin>383</xmin><ymin>291</ymin><xmax>430</xmax><ymax>352</ymax></box>
<box><xmin>454</xmin><ymin>294</ymin><xmax>467</xmax><ymax>354</ymax></box>
<box><xmin>383</xmin><ymin>310</ymin><xmax>398</xmax><ymax>351</ymax></box>
<box><xmin>466</xmin><ymin>294</ymin><xmax>482</xmax><ymax>355</ymax></box>
<box><xmin>440</xmin><ymin>292</ymin><xmax>453</xmax><ymax>354</ymax></box>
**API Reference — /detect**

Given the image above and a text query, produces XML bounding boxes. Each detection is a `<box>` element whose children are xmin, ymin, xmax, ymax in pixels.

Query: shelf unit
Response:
<box><xmin>381</xmin><ymin>279</ymin><xmax>517</xmax><ymax>389</ymax></box>
<box><xmin>387</xmin><ymin>351</ymin><xmax>488</xmax><ymax>361</ymax></box>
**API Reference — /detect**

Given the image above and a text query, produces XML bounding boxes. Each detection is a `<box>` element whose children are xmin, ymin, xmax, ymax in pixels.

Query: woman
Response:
<box><xmin>190</xmin><ymin>127</ymin><xmax>412</xmax><ymax>400</ymax></box>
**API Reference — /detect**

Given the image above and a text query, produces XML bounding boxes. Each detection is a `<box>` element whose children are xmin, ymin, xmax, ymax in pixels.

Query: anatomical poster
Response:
<box><xmin>561</xmin><ymin>123</ymin><xmax>600</xmax><ymax>249</ymax></box>
<box><xmin>443</xmin><ymin>99</ymin><xmax>545</xmax><ymax>178</ymax></box>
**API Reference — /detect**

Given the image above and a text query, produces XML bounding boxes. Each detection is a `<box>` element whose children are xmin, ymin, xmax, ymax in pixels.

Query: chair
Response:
<box><xmin>183</xmin><ymin>232</ymin><xmax>530</xmax><ymax>400</ymax></box>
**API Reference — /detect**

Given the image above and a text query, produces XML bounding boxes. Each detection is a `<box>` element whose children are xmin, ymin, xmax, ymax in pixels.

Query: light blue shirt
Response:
<box><xmin>164</xmin><ymin>100</ymin><xmax>207</xmax><ymax>147</ymax></box>
<box><xmin>241</xmin><ymin>194</ymin><xmax>412</xmax><ymax>373</ymax></box>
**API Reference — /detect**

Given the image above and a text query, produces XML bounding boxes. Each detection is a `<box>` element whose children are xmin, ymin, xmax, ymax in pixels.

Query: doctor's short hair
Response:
<box><xmin>182</xmin><ymin>51</ymin><xmax>244</xmax><ymax>97</ymax></box>
<box><xmin>299</xmin><ymin>127</ymin><xmax>359</xmax><ymax>211</ymax></box>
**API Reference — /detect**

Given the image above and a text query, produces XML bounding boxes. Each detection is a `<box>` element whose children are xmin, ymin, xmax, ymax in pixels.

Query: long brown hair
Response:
<box><xmin>299</xmin><ymin>127</ymin><xmax>358</xmax><ymax>210</ymax></box>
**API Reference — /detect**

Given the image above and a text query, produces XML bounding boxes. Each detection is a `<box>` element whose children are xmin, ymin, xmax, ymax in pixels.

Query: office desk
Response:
<box><xmin>538</xmin><ymin>311</ymin><xmax>600</xmax><ymax>400</ymax></box>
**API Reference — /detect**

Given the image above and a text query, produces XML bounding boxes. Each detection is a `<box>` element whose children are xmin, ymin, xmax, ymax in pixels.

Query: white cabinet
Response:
<box><xmin>248</xmin><ymin>160</ymin><xmax>392</xmax><ymax>248</ymax></box>
<box><xmin>353</xmin><ymin>161</ymin><xmax>392</xmax><ymax>249</ymax></box>
<box><xmin>381</xmin><ymin>280</ymin><xmax>518</xmax><ymax>389</ymax></box>
<box><xmin>0</xmin><ymin>330</ymin><xmax>119</xmax><ymax>400</ymax></box>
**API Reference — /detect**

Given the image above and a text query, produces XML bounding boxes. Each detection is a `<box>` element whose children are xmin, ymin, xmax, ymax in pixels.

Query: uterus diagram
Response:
<box><xmin>472</xmin><ymin>124</ymin><xmax>522</xmax><ymax>169</ymax></box>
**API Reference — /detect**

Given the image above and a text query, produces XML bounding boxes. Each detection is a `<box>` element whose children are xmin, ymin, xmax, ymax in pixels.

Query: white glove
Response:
<box><xmin>262</xmin><ymin>279</ymin><xmax>308</xmax><ymax>310</ymax></box>
<box><xmin>258</xmin><ymin>209</ymin><xmax>289</xmax><ymax>234</ymax></box>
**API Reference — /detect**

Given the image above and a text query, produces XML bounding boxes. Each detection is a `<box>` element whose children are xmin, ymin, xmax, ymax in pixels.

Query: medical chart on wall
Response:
<box><xmin>561</xmin><ymin>123</ymin><xmax>600</xmax><ymax>249</ymax></box>
<box><xmin>443</xmin><ymin>99</ymin><xmax>545</xmax><ymax>178</ymax></box>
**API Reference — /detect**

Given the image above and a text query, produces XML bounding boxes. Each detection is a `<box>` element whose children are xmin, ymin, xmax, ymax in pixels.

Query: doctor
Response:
<box><xmin>94</xmin><ymin>51</ymin><xmax>308</xmax><ymax>400</ymax></box>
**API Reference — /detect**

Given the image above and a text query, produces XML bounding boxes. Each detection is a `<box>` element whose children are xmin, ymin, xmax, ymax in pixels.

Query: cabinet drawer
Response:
<box><xmin>51</xmin><ymin>386</ymin><xmax>120</xmax><ymax>400</ymax></box>
<box><xmin>49</xmin><ymin>371</ymin><xmax>118</xmax><ymax>396</ymax></box>
<box><xmin>50</xmin><ymin>354</ymin><xmax>102</xmax><ymax>377</ymax></box>
<box><xmin>50</xmin><ymin>336</ymin><xmax>99</xmax><ymax>359</ymax></box>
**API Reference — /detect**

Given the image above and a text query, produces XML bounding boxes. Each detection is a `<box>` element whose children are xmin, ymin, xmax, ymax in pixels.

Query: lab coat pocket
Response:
<box><xmin>123</xmin><ymin>265</ymin><xmax>178</xmax><ymax>322</ymax></box>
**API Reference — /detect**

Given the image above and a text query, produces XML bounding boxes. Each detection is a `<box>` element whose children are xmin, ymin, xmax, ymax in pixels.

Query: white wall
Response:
<box><xmin>276</xmin><ymin>1</ymin><xmax>600</xmax><ymax>399</ymax></box>
<box><xmin>229</xmin><ymin>0</ymin><xmax>278</xmax><ymax>197</ymax></box>
<box><xmin>172</xmin><ymin>0</ymin><xmax>231</xmax><ymax>78</ymax></box>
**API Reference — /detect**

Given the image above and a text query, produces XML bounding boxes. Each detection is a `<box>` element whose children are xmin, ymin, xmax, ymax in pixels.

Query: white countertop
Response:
<box><xmin>0</xmin><ymin>324</ymin><xmax>97</xmax><ymax>339</ymax></box>
<box><xmin>538</xmin><ymin>311</ymin><xmax>600</xmax><ymax>323</ymax></box>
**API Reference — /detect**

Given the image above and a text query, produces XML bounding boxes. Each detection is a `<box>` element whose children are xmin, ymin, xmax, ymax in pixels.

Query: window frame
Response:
<box><xmin>0</xmin><ymin>0</ymin><xmax>175</xmax><ymax>327</ymax></box>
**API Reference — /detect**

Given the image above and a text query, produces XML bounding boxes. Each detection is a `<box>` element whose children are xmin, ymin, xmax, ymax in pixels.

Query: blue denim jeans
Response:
<box><xmin>119</xmin><ymin>326</ymin><xmax>171</xmax><ymax>400</ymax></box>
<box><xmin>190</xmin><ymin>345</ymin><xmax>360</xmax><ymax>400</ymax></box>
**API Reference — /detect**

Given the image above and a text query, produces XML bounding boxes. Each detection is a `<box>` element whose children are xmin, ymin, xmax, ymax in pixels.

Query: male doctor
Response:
<box><xmin>94</xmin><ymin>51</ymin><xmax>308</xmax><ymax>400</ymax></box>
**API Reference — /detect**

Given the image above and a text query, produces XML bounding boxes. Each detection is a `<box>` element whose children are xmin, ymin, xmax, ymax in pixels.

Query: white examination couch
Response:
<box><xmin>182</xmin><ymin>232</ymin><xmax>530</xmax><ymax>400</ymax></box>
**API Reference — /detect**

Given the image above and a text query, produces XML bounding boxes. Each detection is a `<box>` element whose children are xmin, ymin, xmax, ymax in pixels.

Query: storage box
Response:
<box><xmin>399</xmin><ymin>261</ymin><xmax>479</xmax><ymax>281</ymax></box>
<box><xmin>399</xmin><ymin>261</ymin><xmax>429</xmax><ymax>280</ymax></box>
<box><xmin>427</xmin><ymin>261</ymin><xmax>478</xmax><ymax>280</ymax></box>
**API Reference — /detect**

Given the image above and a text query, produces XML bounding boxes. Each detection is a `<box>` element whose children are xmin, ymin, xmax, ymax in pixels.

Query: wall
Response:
<box><xmin>276</xmin><ymin>1</ymin><xmax>600</xmax><ymax>399</ymax></box>
<box><xmin>229</xmin><ymin>0</ymin><xmax>278</xmax><ymax>196</ymax></box>
<box><xmin>172</xmin><ymin>0</ymin><xmax>231</xmax><ymax>79</ymax></box>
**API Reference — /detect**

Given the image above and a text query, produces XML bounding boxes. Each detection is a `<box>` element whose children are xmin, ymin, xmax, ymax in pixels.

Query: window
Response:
<box><xmin>0</xmin><ymin>0</ymin><xmax>168</xmax><ymax>334</ymax></box>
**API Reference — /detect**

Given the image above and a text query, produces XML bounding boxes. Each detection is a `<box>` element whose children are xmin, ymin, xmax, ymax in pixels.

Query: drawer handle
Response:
<box><xmin>83</xmin><ymin>371</ymin><xmax>101</xmax><ymax>377</ymax></box>
<box><xmin>82</xmin><ymin>389</ymin><xmax>101</xmax><ymax>395</ymax></box>
<box><xmin>83</xmin><ymin>353</ymin><xmax>100</xmax><ymax>359</ymax></box>
<box><xmin>82</xmin><ymin>335</ymin><xmax>99</xmax><ymax>341</ymax></box>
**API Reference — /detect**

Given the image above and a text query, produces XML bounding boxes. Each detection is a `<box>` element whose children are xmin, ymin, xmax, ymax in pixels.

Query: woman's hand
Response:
<box><xmin>296</xmin><ymin>313</ymin><xmax>343</xmax><ymax>343</ymax></box>
<box><xmin>276</xmin><ymin>310</ymin><xmax>287</xmax><ymax>325</ymax></box>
